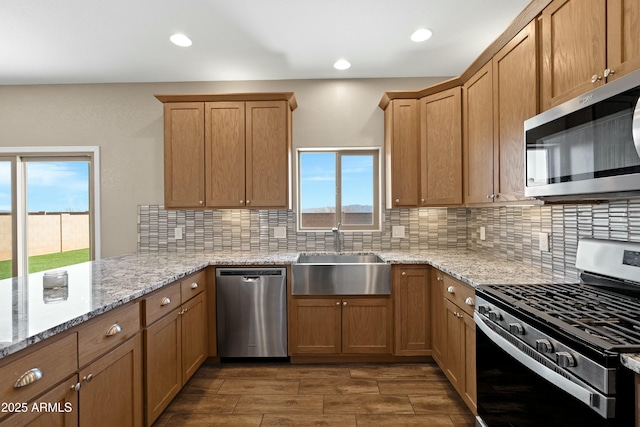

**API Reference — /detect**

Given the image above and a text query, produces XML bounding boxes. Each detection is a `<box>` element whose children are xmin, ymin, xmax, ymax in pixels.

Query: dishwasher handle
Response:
<box><xmin>241</xmin><ymin>276</ymin><xmax>261</xmax><ymax>282</ymax></box>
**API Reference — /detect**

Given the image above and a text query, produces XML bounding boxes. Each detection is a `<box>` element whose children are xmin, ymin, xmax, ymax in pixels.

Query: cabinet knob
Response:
<box><xmin>421</xmin><ymin>198</ymin><xmax>425</xmax><ymax>204</ymax></box>
<box><xmin>604</xmin><ymin>68</ymin><xmax>615</xmax><ymax>78</ymax></box>
<box><xmin>395</xmin><ymin>198</ymin><xmax>399</xmax><ymax>205</ymax></box>
<box><xmin>343</xmin><ymin>301</ymin><xmax>347</xmax><ymax>306</ymax></box>
<box><xmin>401</xmin><ymin>271</ymin><xmax>407</xmax><ymax>276</ymax></box>
<box><xmin>246</xmin><ymin>200</ymin><xmax>251</xmax><ymax>205</ymax></box>
<box><xmin>161</xmin><ymin>297</ymin><xmax>172</xmax><ymax>306</ymax></box>
<box><xmin>486</xmin><ymin>194</ymin><xmax>495</xmax><ymax>199</ymax></box>
<box><xmin>190</xmin><ymin>282</ymin><xmax>199</xmax><ymax>289</ymax></box>
<box><xmin>436</xmin><ymin>276</ymin><xmax>443</xmax><ymax>282</ymax></box>
<box><xmin>591</xmin><ymin>74</ymin><xmax>602</xmax><ymax>83</ymax></box>
<box><xmin>105</xmin><ymin>323</ymin><xmax>122</xmax><ymax>337</ymax></box>
<box><xmin>336</xmin><ymin>301</ymin><xmax>340</xmax><ymax>306</ymax></box>
<box><xmin>198</xmin><ymin>200</ymin><xmax>203</xmax><ymax>205</ymax></box>
<box><xmin>83</xmin><ymin>374</ymin><xmax>93</xmax><ymax>383</ymax></box>
<box><xmin>240</xmin><ymin>200</ymin><xmax>244</xmax><ymax>204</ymax></box>
<box><xmin>70</xmin><ymin>382</ymin><xmax>81</xmax><ymax>392</ymax></box>
<box><xmin>14</xmin><ymin>368</ymin><xmax>43</xmax><ymax>388</ymax></box>
<box><xmin>447</xmin><ymin>286</ymin><xmax>455</xmax><ymax>294</ymax></box>
<box><xmin>465</xmin><ymin>297</ymin><xmax>475</xmax><ymax>306</ymax></box>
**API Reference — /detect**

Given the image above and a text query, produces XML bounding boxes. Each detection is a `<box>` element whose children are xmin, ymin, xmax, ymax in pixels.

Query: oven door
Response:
<box><xmin>475</xmin><ymin>313</ymin><xmax>633</xmax><ymax>427</ymax></box>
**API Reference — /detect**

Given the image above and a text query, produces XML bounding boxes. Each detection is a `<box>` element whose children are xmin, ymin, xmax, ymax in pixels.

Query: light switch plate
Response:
<box><xmin>273</xmin><ymin>226</ymin><xmax>287</xmax><ymax>239</ymax></box>
<box><xmin>480</xmin><ymin>226</ymin><xmax>486</xmax><ymax>241</ymax></box>
<box><xmin>392</xmin><ymin>225</ymin><xmax>405</xmax><ymax>238</ymax></box>
<box><xmin>539</xmin><ymin>232</ymin><xmax>550</xmax><ymax>252</ymax></box>
<box><xmin>174</xmin><ymin>227</ymin><xmax>183</xmax><ymax>240</ymax></box>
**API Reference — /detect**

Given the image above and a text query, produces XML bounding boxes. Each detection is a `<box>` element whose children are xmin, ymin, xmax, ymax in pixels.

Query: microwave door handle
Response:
<box><xmin>633</xmin><ymin>97</ymin><xmax>640</xmax><ymax>158</ymax></box>
<box><xmin>474</xmin><ymin>313</ymin><xmax>611</xmax><ymax>418</ymax></box>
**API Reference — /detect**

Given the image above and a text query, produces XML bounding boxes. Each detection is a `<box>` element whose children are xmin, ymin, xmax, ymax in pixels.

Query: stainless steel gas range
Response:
<box><xmin>475</xmin><ymin>238</ymin><xmax>640</xmax><ymax>426</ymax></box>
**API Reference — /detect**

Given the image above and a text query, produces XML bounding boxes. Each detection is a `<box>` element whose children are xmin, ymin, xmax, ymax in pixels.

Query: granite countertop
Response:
<box><xmin>0</xmin><ymin>249</ymin><xmax>569</xmax><ymax>361</ymax></box>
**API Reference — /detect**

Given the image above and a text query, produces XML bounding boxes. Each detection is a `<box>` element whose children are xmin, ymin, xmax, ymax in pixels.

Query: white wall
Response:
<box><xmin>0</xmin><ymin>77</ymin><xmax>446</xmax><ymax>257</ymax></box>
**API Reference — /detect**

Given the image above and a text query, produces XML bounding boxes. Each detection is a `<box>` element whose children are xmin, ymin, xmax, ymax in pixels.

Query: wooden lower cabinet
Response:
<box><xmin>431</xmin><ymin>270</ymin><xmax>445</xmax><ymax>365</ymax></box>
<box><xmin>290</xmin><ymin>296</ymin><xmax>392</xmax><ymax>356</ymax></box>
<box><xmin>433</xmin><ymin>270</ymin><xmax>477</xmax><ymax>415</ymax></box>
<box><xmin>394</xmin><ymin>265</ymin><xmax>431</xmax><ymax>356</ymax></box>
<box><xmin>79</xmin><ymin>335</ymin><xmax>143</xmax><ymax>427</ymax></box>
<box><xmin>144</xmin><ymin>290</ymin><xmax>208</xmax><ymax>426</ymax></box>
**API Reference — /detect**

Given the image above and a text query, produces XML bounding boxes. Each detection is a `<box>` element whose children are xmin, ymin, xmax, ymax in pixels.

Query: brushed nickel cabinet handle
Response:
<box><xmin>401</xmin><ymin>271</ymin><xmax>407</xmax><ymax>276</ymax></box>
<box><xmin>190</xmin><ymin>282</ymin><xmax>199</xmax><ymax>289</ymax></box>
<box><xmin>105</xmin><ymin>323</ymin><xmax>122</xmax><ymax>337</ymax></box>
<box><xmin>240</xmin><ymin>200</ymin><xmax>244</xmax><ymax>204</ymax></box>
<box><xmin>335</xmin><ymin>301</ymin><xmax>340</xmax><ymax>306</ymax></box>
<box><xmin>83</xmin><ymin>374</ymin><xmax>93</xmax><ymax>383</ymax></box>
<box><xmin>246</xmin><ymin>200</ymin><xmax>251</xmax><ymax>205</ymax></box>
<box><xmin>161</xmin><ymin>297</ymin><xmax>171</xmax><ymax>306</ymax></box>
<box><xmin>70</xmin><ymin>382</ymin><xmax>81</xmax><ymax>391</ymax></box>
<box><xmin>604</xmin><ymin>68</ymin><xmax>615</xmax><ymax>78</ymax></box>
<box><xmin>343</xmin><ymin>301</ymin><xmax>348</xmax><ymax>306</ymax></box>
<box><xmin>447</xmin><ymin>286</ymin><xmax>455</xmax><ymax>294</ymax></box>
<box><xmin>436</xmin><ymin>276</ymin><xmax>443</xmax><ymax>282</ymax></box>
<box><xmin>591</xmin><ymin>74</ymin><xmax>602</xmax><ymax>83</ymax></box>
<box><xmin>14</xmin><ymin>368</ymin><xmax>43</xmax><ymax>388</ymax></box>
<box><xmin>465</xmin><ymin>297</ymin><xmax>475</xmax><ymax>306</ymax></box>
<box><xmin>198</xmin><ymin>200</ymin><xmax>203</xmax><ymax>205</ymax></box>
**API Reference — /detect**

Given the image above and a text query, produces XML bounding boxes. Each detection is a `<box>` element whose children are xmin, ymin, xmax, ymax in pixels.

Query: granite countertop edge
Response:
<box><xmin>0</xmin><ymin>249</ymin><xmax>566</xmax><ymax>360</ymax></box>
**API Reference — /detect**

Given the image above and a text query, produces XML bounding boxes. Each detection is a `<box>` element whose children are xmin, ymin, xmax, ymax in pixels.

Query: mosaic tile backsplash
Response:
<box><xmin>138</xmin><ymin>200</ymin><xmax>640</xmax><ymax>279</ymax></box>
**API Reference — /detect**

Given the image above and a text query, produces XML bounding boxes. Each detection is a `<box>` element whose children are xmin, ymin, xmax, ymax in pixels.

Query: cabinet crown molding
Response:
<box><xmin>155</xmin><ymin>92</ymin><xmax>297</xmax><ymax>110</ymax></box>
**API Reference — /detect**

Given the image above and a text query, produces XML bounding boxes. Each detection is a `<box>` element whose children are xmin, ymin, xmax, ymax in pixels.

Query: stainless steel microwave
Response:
<box><xmin>524</xmin><ymin>68</ymin><xmax>640</xmax><ymax>200</ymax></box>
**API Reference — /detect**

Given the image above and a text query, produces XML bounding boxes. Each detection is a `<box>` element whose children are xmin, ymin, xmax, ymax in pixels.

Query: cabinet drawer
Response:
<box><xmin>78</xmin><ymin>303</ymin><xmax>140</xmax><ymax>367</ymax></box>
<box><xmin>180</xmin><ymin>270</ymin><xmax>206</xmax><ymax>303</ymax></box>
<box><xmin>0</xmin><ymin>333</ymin><xmax>78</xmax><ymax>415</ymax></box>
<box><xmin>144</xmin><ymin>281</ymin><xmax>181</xmax><ymax>326</ymax></box>
<box><xmin>440</xmin><ymin>274</ymin><xmax>475</xmax><ymax>316</ymax></box>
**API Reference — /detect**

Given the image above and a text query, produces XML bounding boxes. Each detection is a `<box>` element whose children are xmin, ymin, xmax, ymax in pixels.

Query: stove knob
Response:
<box><xmin>488</xmin><ymin>311</ymin><xmax>502</xmax><ymax>322</ymax></box>
<box><xmin>508</xmin><ymin>323</ymin><xmax>524</xmax><ymax>335</ymax></box>
<box><xmin>535</xmin><ymin>339</ymin><xmax>554</xmax><ymax>354</ymax></box>
<box><xmin>478</xmin><ymin>305</ymin><xmax>490</xmax><ymax>315</ymax></box>
<box><xmin>556</xmin><ymin>351</ymin><xmax>576</xmax><ymax>368</ymax></box>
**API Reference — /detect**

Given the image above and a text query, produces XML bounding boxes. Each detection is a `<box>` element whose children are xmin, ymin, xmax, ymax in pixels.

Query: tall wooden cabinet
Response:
<box><xmin>420</xmin><ymin>88</ymin><xmax>463</xmax><ymax>206</ymax></box>
<box><xmin>289</xmin><ymin>296</ymin><xmax>393</xmax><ymax>356</ymax></box>
<box><xmin>384</xmin><ymin>99</ymin><xmax>420</xmax><ymax>208</ymax></box>
<box><xmin>541</xmin><ymin>0</ymin><xmax>640</xmax><ymax>110</ymax></box>
<box><xmin>393</xmin><ymin>265</ymin><xmax>431</xmax><ymax>356</ymax></box>
<box><xmin>157</xmin><ymin>93</ymin><xmax>296</xmax><ymax>209</ymax></box>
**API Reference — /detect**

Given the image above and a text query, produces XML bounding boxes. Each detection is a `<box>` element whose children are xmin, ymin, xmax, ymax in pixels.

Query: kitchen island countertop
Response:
<box><xmin>0</xmin><ymin>249</ymin><xmax>567</xmax><ymax>360</ymax></box>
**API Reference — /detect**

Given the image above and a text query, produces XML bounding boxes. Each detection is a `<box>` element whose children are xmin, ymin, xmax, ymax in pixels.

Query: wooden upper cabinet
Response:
<box><xmin>163</xmin><ymin>103</ymin><xmax>205</xmax><ymax>208</ymax></box>
<box><xmin>385</xmin><ymin>99</ymin><xmax>420</xmax><ymax>208</ymax></box>
<box><xmin>420</xmin><ymin>87</ymin><xmax>462</xmax><ymax>206</ymax></box>
<box><xmin>493</xmin><ymin>20</ymin><xmax>538</xmax><ymax>202</ymax></box>
<box><xmin>463</xmin><ymin>62</ymin><xmax>494</xmax><ymax>204</ymax></box>
<box><xmin>541</xmin><ymin>0</ymin><xmax>607</xmax><ymax>110</ymax></box>
<box><xmin>157</xmin><ymin>93</ymin><xmax>295</xmax><ymax>210</ymax></box>
<box><xmin>607</xmin><ymin>0</ymin><xmax>640</xmax><ymax>81</ymax></box>
<box><xmin>205</xmin><ymin>102</ymin><xmax>246</xmax><ymax>208</ymax></box>
<box><xmin>245</xmin><ymin>101</ymin><xmax>290</xmax><ymax>208</ymax></box>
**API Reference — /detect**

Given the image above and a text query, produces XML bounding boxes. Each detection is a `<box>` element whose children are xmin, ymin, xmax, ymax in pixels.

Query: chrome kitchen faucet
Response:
<box><xmin>332</xmin><ymin>222</ymin><xmax>342</xmax><ymax>252</ymax></box>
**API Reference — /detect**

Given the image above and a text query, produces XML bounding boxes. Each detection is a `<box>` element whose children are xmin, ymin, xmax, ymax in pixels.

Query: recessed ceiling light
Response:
<box><xmin>333</xmin><ymin>59</ymin><xmax>351</xmax><ymax>70</ymax></box>
<box><xmin>170</xmin><ymin>34</ymin><xmax>192</xmax><ymax>47</ymax></box>
<box><xmin>411</xmin><ymin>28</ymin><xmax>433</xmax><ymax>43</ymax></box>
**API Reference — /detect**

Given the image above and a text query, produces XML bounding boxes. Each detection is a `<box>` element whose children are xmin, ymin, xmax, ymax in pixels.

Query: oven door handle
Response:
<box><xmin>474</xmin><ymin>313</ymin><xmax>612</xmax><ymax>419</ymax></box>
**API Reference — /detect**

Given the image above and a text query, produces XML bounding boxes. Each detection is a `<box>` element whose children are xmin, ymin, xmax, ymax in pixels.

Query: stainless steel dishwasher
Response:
<box><xmin>216</xmin><ymin>267</ymin><xmax>287</xmax><ymax>358</ymax></box>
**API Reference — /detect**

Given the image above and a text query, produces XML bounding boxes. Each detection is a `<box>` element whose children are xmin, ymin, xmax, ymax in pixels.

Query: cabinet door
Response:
<box><xmin>431</xmin><ymin>271</ymin><xmax>446</xmax><ymax>366</ymax></box>
<box><xmin>420</xmin><ymin>88</ymin><xmax>462</xmax><ymax>206</ymax></box>
<box><xmin>1</xmin><ymin>375</ymin><xmax>79</xmax><ymax>427</ymax></box>
<box><xmin>463</xmin><ymin>62</ymin><xmax>494</xmax><ymax>204</ymax></box>
<box><xmin>144</xmin><ymin>309</ymin><xmax>182</xmax><ymax>425</ymax></box>
<box><xmin>245</xmin><ymin>101</ymin><xmax>289</xmax><ymax>208</ymax></box>
<box><xmin>394</xmin><ymin>266</ymin><xmax>431</xmax><ymax>356</ymax></box>
<box><xmin>181</xmin><ymin>291</ymin><xmax>208</xmax><ymax>385</ymax></box>
<box><xmin>385</xmin><ymin>99</ymin><xmax>419</xmax><ymax>208</ymax></box>
<box><xmin>493</xmin><ymin>20</ymin><xmax>537</xmax><ymax>202</ymax></box>
<box><xmin>607</xmin><ymin>0</ymin><xmax>640</xmax><ymax>80</ymax></box>
<box><xmin>79</xmin><ymin>335</ymin><xmax>143</xmax><ymax>427</ymax></box>
<box><xmin>205</xmin><ymin>101</ymin><xmax>246</xmax><ymax>208</ymax></box>
<box><xmin>342</xmin><ymin>297</ymin><xmax>393</xmax><ymax>354</ymax></box>
<box><xmin>443</xmin><ymin>299</ymin><xmax>463</xmax><ymax>391</ymax></box>
<box><xmin>290</xmin><ymin>298</ymin><xmax>341</xmax><ymax>355</ymax></box>
<box><xmin>541</xmin><ymin>0</ymin><xmax>607</xmax><ymax>110</ymax></box>
<box><xmin>163</xmin><ymin>103</ymin><xmax>205</xmax><ymax>208</ymax></box>
<box><xmin>462</xmin><ymin>311</ymin><xmax>477</xmax><ymax>414</ymax></box>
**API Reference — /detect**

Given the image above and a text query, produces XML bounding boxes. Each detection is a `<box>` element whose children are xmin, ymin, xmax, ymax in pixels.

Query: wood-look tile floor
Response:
<box><xmin>153</xmin><ymin>362</ymin><xmax>476</xmax><ymax>427</ymax></box>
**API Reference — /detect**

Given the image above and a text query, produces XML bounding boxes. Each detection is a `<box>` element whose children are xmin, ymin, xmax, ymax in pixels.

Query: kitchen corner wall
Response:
<box><xmin>138</xmin><ymin>199</ymin><xmax>640</xmax><ymax>281</ymax></box>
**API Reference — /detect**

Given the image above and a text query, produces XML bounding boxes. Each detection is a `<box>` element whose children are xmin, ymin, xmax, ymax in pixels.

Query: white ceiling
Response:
<box><xmin>1</xmin><ymin>0</ymin><xmax>530</xmax><ymax>85</ymax></box>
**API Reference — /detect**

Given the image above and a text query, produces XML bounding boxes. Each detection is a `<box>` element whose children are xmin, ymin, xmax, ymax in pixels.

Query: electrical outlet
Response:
<box><xmin>273</xmin><ymin>227</ymin><xmax>287</xmax><ymax>239</ymax></box>
<box><xmin>480</xmin><ymin>226</ymin><xmax>486</xmax><ymax>241</ymax></box>
<box><xmin>174</xmin><ymin>227</ymin><xmax>183</xmax><ymax>240</ymax></box>
<box><xmin>539</xmin><ymin>232</ymin><xmax>550</xmax><ymax>252</ymax></box>
<box><xmin>392</xmin><ymin>225</ymin><xmax>405</xmax><ymax>238</ymax></box>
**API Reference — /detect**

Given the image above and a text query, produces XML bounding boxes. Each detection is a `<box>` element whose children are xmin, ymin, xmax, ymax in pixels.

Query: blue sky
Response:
<box><xmin>0</xmin><ymin>161</ymin><xmax>89</xmax><ymax>213</ymax></box>
<box><xmin>300</xmin><ymin>153</ymin><xmax>374</xmax><ymax>211</ymax></box>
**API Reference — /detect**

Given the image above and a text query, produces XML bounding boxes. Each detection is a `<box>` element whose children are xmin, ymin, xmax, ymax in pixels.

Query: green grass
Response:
<box><xmin>0</xmin><ymin>248</ymin><xmax>90</xmax><ymax>280</ymax></box>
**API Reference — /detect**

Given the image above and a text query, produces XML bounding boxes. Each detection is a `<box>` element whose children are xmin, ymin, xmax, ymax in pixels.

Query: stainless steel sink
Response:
<box><xmin>292</xmin><ymin>253</ymin><xmax>391</xmax><ymax>295</ymax></box>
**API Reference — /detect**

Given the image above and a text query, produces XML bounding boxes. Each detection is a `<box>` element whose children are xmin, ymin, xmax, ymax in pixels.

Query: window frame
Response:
<box><xmin>0</xmin><ymin>146</ymin><xmax>101</xmax><ymax>278</ymax></box>
<box><xmin>296</xmin><ymin>147</ymin><xmax>381</xmax><ymax>232</ymax></box>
